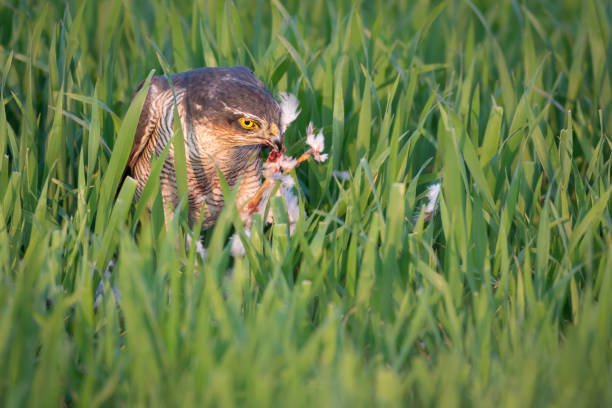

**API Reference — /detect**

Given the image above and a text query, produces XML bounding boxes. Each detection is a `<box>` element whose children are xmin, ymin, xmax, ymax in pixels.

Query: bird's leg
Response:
<box><xmin>295</xmin><ymin>149</ymin><xmax>312</xmax><ymax>164</ymax></box>
<box><xmin>245</xmin><ymin>178</ymin><xmax>274</xmax><ymax>216</ymax></box>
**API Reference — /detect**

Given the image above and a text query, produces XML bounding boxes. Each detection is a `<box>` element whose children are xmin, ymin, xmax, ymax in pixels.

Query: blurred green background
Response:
<box><xmin>0</xmin><ymin>0</ymin><xmax>611</xmax><ymax>406</ymax></box>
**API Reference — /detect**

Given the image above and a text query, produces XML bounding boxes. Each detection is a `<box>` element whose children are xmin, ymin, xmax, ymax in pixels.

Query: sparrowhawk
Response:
<box><xmin>125</xmin><ymin>66</ymin><xmax>283</xmax><ymax>228</ymax></box>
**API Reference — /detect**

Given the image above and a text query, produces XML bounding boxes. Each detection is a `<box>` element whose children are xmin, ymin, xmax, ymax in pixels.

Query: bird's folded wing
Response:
<box><xmin>127</xmin><ymin>78</ymin><xmax>167</xmax><ymax>171</ymax></box>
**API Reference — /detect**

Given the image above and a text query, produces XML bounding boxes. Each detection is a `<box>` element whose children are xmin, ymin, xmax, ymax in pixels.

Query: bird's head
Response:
<box><xmin>226</xmin><ymin>108</ymin><xmax>283</xmax><ymax>152</ymax></box>
<box><xmin>190</xmin><ymin>67</ymin><xmax>283</xmax><ymax>152</ymax></box>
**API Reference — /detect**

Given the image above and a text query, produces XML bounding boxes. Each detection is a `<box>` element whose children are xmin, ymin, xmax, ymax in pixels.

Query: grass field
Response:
<box><xmin>1</xmin><ymin>0</ymin><xmax>611</xmax><ymax>406</ymax></box>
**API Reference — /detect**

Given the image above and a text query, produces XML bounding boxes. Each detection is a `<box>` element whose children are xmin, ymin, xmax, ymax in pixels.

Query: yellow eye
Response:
<box><xmin>239</xmin><ymin>117</ymin><xmax>259</xmax><ymax>130</ymax></box>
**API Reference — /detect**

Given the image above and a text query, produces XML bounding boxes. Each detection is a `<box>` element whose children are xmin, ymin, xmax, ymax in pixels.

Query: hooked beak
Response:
<box><xmin>266</xmin><ymin>123</ymin><xmax>283</xmax><ymax>151</ymax></box>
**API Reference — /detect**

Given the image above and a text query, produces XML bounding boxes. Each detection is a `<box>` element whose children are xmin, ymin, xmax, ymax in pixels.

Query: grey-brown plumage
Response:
<box><xmin>126</xmin><ymin>66</ymin><xmax>282</xmax><ymax>228</ymax></box>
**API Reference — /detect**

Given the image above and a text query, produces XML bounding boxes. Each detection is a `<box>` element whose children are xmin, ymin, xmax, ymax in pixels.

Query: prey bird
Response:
<box><xmin>125</xmin><ymin>66</ymin><xmax>283</xmax><ymax>228</ymax></box>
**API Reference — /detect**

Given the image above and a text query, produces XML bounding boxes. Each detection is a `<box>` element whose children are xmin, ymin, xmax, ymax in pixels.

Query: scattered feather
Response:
<box><xmin>332</xmin><ymin>170</ymin><xmax>351</xmax><ymax>181</ymax></box>
<box><xmin>230</xmin><ymin>229</ymin><xmax>250</xmax><ymax>257</ymax></box>
<box><xmin>413</xmin><ymin>182</ymin><xmax>441</xmax><ymax>222</ymax></box>
<box><xmin>305</xmin><ymin>123</ymin><xmax>328</xmax><ymax>162</ymax></box>
<box><xmin>272</xmin><ymin>173</ymin><xmax>295</xmax><ymax>189</ymax></box>
<box><xmin>282</xmin><ymin>187</ymin><xmax>300</xmax><ymax>234</ymax></box>
<box><xmin>278</xmin><ymin>92</ymin><xmax>300</xmax><ymax>132</ymax></box>
<box><xmin>425</xmin><ymin>182</ymin><xmax>441</xmax><ymax>217</ymax></box>
<box><xmin>195</xmin><ymin>239</ymin><xmax>208</xmax><ymax>260</ymax></box>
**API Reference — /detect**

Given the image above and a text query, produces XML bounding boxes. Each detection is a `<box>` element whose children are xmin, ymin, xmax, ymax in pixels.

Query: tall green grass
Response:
<box><xmin>1</xmin><ymin>0</ymin><xmax>611</xmax><ymax>406</ymax></box>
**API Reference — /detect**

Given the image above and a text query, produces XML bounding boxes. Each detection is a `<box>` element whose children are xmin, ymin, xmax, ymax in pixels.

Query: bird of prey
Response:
<box><xmin>125</xmin><ymin>66</ymin><xmax>283</xmax><ymax>228</ymax></box>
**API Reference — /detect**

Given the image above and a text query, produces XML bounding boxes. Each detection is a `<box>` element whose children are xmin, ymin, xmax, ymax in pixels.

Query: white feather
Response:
<box><xmin>230</xmin><ymin>229</ymin><xmax>250</xmax><ymax>257</ymax></box>
<box><xmin>279</xmin><ymin>92</ymin><xmax>301</xmax><ymax>132</ymax></box>
<box><xmin>332</xmin><ymin>170</ymin><xmax>351</xmax><ymax>181</ymax></box>
<box><xmin>283</xmin><ymin>187</ymin><xmax>300</xmax><ymax>235</ymax></box>
<box><xmin>195</xmin><ymin>239</ymin><xmax>208</xmax><ymax>260</ymax></box>
<box><xmin>306</xmin><ymin>126</ymin><xmax>328</xmax><ymax>162</ymax></box>
<box><xmin>425</xmin><ymin>182</ymin><xmax>441</xmax><ymax>216</ymax></box>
